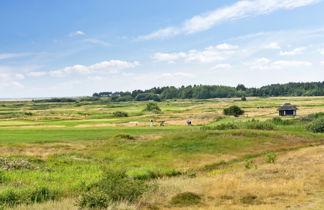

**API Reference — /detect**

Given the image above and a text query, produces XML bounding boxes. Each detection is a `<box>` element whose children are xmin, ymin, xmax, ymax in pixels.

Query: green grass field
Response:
<box><xmin>0</xmin><ymin>97</ymin><xmax>324</xmax><ymax>209</ymax></box>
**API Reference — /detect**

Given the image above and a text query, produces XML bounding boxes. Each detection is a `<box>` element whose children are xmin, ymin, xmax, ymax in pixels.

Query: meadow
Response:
<box><xmin>0</xmin><ymin>96</ymin><xmax>323</xmax><ymax>209</ymax></box>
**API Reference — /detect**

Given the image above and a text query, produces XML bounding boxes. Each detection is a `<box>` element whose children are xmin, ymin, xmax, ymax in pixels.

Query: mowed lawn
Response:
<box><xmin>0</xmin><ymin>126</ymin><xmax>191</xmax><ymax>143</ymax></box>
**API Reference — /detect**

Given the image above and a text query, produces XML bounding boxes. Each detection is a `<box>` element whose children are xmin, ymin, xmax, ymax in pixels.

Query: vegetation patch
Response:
<box><xmin>223</xmin><ymin>105</ymin><xmax>244</xmax><ymax>117</ymax></box>
<box><xmin>78</xmin><ymin>169</ymin><xmax>150</xmax><ymax>209</ymax></box>
<box><xmin>112</xmin><ymin>111</ymin><xmax>129</xmax><ymax>118</ymax></box>
<box><xmin>306</xmin><ymin>118</ymin><xmax>324</xmax><ymax>133</ymax></box>
<box><xmin>170</xmin><ymin>192</ymin><xmax>201</xmax><ymax>206</ymax></box>
<box><xmin>143</xmin><ymin>102</ymin><xmax>162</xmax><ymax>113</ymax></box>
<box><xmin>0</xmin><ymin>158</ymin><xmax>38</xmax><ymax>171</ymax></box>
<box><xmin>114</xmin><ymin>133</ymin><xmax>136</xmax><ymax>140</ymax></box>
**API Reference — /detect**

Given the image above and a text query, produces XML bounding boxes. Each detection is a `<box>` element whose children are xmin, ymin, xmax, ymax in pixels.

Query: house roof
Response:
<box><xmin>278</xmin><ymin>103</ymin><xmax>297</xmax><ymax>111</ymax></box>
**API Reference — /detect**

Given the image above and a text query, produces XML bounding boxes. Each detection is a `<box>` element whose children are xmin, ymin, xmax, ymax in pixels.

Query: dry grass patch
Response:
<box><xmin>140</xmin><ymin>145</ymin><xmax>324</xmax><ymax>210</ymax></box>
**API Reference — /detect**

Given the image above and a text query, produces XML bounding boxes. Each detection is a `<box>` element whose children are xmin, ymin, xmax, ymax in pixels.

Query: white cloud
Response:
<box><xmin>264</xmin><ymin>42</ymin><xmax>281</xmax><ymax>49</ymax></box>
<box><xmin>160</xmin><ymin>72</ymin><xmax>195</xmax><ymax>78</ymax></box>
<box><xmin>153</xmin><ymin>52</ymin><xmax>186</xmax><ymax>62</ymax></box>
<box><xmin>153</xmin><ymin>43</ymin><xmax>239</xmax><ymax>64</ymax></box>
<box><xmin>139</xmin><ymin>0</ymin><xmax>321</xmax><ymax>40</ymax></box>
<box><xmin>280</xmin><ymin>47</ymin><xmax>305</xmax><ymax>56</ymax></box>
<box><xmin>211</xmin><ymin>64</ymin><xmax>232</xmax><ymax>70</ymax></box>
<box><xmin>69</xmin><ymin>30</ymin><xmax>85</xmax><ymax>37</ymax></box>
<box><xmin>0</xmin><ymin>73</ymin><xmax>25</xmax><ymax>88</ymax></box>
<box><xmin>320</xmin><ymin>61</ymin><xmax>324</xmax><ymax>65</ymax></box>
<box><xmin>0</xmin><ymin>53</ymin><xmax>29</xmax><ymax>60</ymax></box>
<box><xmin>29</xmin><ymin>60</ymin><xmax>140</xmax><ymax>77</ymax></box>
<box><xmin>84</xmin><ymin>39</ymin><xmax>111</xmax><ymax>46</ymax></box>
<box><xmin>245</xmin><ymin>58</ymin><xmax>312</xmax><ymax>70</ymax></box>
<box><xmin>319</xmin><ymin>49</ymin><xmax>324</xmax><ymax>55</ymax></box>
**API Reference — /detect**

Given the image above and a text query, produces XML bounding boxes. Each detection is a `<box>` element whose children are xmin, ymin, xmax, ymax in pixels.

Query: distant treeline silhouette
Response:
<box><xmin>91</xmin><ymin>82</ymin><xmax>324</xmax><ymax>102</ymax></box>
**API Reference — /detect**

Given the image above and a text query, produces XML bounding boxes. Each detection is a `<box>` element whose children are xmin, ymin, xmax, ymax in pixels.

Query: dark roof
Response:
<box><xmin>278</xmin><ymin>103</ymin><xmax>297</xmax><ymax>111</ymax></box>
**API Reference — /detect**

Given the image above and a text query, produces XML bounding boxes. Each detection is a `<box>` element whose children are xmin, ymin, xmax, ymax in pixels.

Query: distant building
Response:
<box><xmin>278</xmin><ymin>103</ymin><xmax>297</xmax><ymax>116</ymax></box>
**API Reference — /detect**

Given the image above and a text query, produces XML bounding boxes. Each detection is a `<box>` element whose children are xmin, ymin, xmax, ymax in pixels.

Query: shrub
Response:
<box><xmin>78</xmin><ymin>190</ymin><xmax>110</xmax><ymax>209</ymax></box>
<box><xmin>29</xmin><ymin>186</ymin><xmax>57</xmax><ymax>203</ymax></box>
<box><xmin>24</xmin><ymin>112</ymin><xmax>33</xmax><ymax>116</ymax></box>
<box><xmin>223</xmin><ymin>105</ymin><xmax>244</xmax><ymax>117</ymax></box>
<box><xmin>266</xmin><ymin>153</ymin><xmax>277</xmax><ymax>163</ymax></box>
<box><xmin>0</xmin><ymin>171</ymin><xmax>6</xmax><ymax>184</ymax></box>
<box><xmin>245</xmin><ymin>160</ymin><xmax>257</xmax><ymax>169</ymax></box>
<box><xmin>112</xmin><ymin>111</ymin><xmax>129</xmax><ymax>118</ymax></box>
<box><xmin>170</xmin><ymin>192</ymin><xmax>201</xmax><ymax>206</ymax></box>
<box><xmin>306</xmin><ymin>118</ymin><xmax>324</xmax><ymax>133</ymax></box>
<box><xmin>115</xmin><ymin>133</ymin><xmax>135</xmax><ymax>140</ymax></box>
<box><xmin>240</xmin><ymin>195</ymin><xmax>258</xmax><ymax>204</ymax></box>
<box><xmin>241</xmin><ymin>96</ymin><xmax>247</xmax><ymax>101</ymax></box>
<box><xmin>307</xmin><ymin>112</ymin><xmax>324</xmax><ymax>119</ymax></box>
<box><xmin>0</xmin><ymin>190</ymin><xmax>20</xmax><ymax>207</ymax></box>
<box><xmin>143</xmin><ymin>102</ymin><xmax>161</xmax><ymax>113</ymax></box>
<box><xmin>78</xmin><ymin>169</ymin><xmax>149</xmax><ymax>208</ymax></box>
<box><xmin>244</xmin><ymin>119</ymin><xmax>275</xmax><ymax>130</ymax></box>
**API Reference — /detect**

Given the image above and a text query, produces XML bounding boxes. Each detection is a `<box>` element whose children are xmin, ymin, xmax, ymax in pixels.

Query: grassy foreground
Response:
<box><xmin>0</xmin><ymin>96</ymin><xmax>323</xmax><ymax>209</ymax></box>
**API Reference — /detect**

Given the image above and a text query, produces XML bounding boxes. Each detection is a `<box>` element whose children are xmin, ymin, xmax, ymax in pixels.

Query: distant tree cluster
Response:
<box><xmin>92</xmin><ymin>82</ymin><xmax>324</xmax><ymax>102</ymax></box>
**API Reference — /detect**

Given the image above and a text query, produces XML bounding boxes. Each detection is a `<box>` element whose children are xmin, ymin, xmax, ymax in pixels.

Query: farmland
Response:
<box><xmin>0</xmin><ymin>96</ymin><xmax>324</xmax><ymax>210</ymax></box>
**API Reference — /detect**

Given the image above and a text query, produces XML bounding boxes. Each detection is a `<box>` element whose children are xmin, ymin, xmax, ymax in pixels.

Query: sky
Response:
<box><xmin>1</xmin><ymin>0</ymin><xmax>324</xmax><ymax>98</ymax></box>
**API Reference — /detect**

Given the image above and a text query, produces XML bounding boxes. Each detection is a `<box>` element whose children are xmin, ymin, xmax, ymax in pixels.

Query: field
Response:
<box><xmin>0</xmin><ymin>97</ymin><xmax>324</xmax><ymax>210</ymax></box>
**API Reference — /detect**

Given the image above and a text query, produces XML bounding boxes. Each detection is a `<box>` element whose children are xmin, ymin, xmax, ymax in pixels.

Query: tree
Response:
<box><xmin>223</xmin><ymin>105</ymin><xmax>244</xmax><ymax>117</ymax></box>
<box><xmin>143</xmin><ymin>102</ymin><xmax>161</xmax><ymax>113</ymax></box>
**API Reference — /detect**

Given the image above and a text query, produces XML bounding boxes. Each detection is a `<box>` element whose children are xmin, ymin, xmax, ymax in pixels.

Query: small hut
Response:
<box><xmin>278</xmin><ymin>103</ymin><xmax>297</xmax><ymax>116</ymax></box>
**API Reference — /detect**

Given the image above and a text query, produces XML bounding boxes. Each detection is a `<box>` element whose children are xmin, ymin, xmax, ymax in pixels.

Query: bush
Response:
<box><xmin>244</xmin><ymin>119</ymin><xmax>275</xmax><ymax>130</ymax></box>
<box><xmin>143</xmin><ymin>102</ymin><xmax>161</xmax><ymax>113</ymax></box>
<box><xmin>78</xmin><ymin>190</ymin><xmax>110</xmax><ymax>209</ymax></box>
<box><xmin>241</xmin><ymin>96</ymin><xmax>247</xmax><ymax>101</ymax></box>
<box><xmin>29</xmin><ymin>186</ymin><xmax>57</xmax><ymax>203</ymax></box>
<box><xmin>78</xmin><ymin>169</ymin><xmax>149</xmax><ymax>208</ymax></box>
<box><xmin>170</xmin><ymin>192</ymin><xmax>201</xmax><ymax>206</ymax></box>
<box><xmin>223</xmin><ymin>105</ymin><xmax>244</xmax><ymax>117</ymax></box>
<box><xmin>306</xmin><ymin>118</ymin><xmax>324</xmax><ymax>133</ymax></box>
<box><xmin>115</xmin><ymin>133</ymin><xmax>135</xmax><ymax>140</ymax></box>
<box><xmin>266</xmin><ymin>153</ymin><xmax>277</xmax><ymax>163</ymax></box>
<box><xmin>0</xmin><ymin>171</ymin><xmax>6</xmax><ymax>184</ymax></box>
<box><xmin>245</xmin><ymin>160</ymin><xmax>257</xmax><ymax>169</ymax></box>
<box><xmin>0</xmin><ymin>190</ymin><xmax>20</xmax><ymax>207</ymax></box>
<box><xmin>112</xmin><ymin>111</ymin><xmax>129</xmax><ymax>118</ymax></box>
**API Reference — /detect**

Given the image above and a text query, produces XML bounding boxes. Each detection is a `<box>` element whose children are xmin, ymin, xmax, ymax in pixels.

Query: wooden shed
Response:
<box><xmin>278</xmin><ymin>103</ymin><xmax>297</xmax><ymax>116</ymax></box>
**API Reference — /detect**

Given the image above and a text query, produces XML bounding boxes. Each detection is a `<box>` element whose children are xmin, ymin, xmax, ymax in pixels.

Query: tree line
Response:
<box><xmin>92</xmin><ymin>82</ymin><xmax>324</xmax><ymax>102</ymax></box>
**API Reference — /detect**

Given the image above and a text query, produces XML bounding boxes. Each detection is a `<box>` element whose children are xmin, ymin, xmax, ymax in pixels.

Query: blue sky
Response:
<box><xmin>1</xmin><ymin>0</ymin><xmax>324</xmax><ymax>98</ymax></box>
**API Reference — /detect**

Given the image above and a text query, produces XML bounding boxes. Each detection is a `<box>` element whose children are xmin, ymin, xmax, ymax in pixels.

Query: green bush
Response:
<box><xmin>0</xmin><ymin>190</ymin><xmax>20</xmax><ymax>207</ymax></box>
<box><xmin>306</xmin><ymin>118</ymin><xmax>324</xmax><ymax>133</ymax></box>
<box><xmin>29</xmin><ymin>186</ymin><xmax>57</xmax><ymax>203</ymax></box>
<box><xmin>78</xmin><ymin>190</ymin><xmax>110</xmax><ymax>209</ymax></box>
<box><xmin>143</xmin><ymin>102</ymin><xmax>161</xmax><ymax>113</ymax></box>
<box><xmin>0</xmin><ymin>171</ymin><xmax>6</xmax><ymax>184</ymax></box>
<box><xmin>170</xmin><ymin>192</ymin><xmax>201</xmax><ymax>206</ymax></box>
<box><xmin>112</xmin><ymin>111</ymin><xmax>129</xmax><ymax>118</ymax></box>
<box><xmin>245</xmin><ymin>160</ymin><xmax>257</xmax><ymax>169</ymax></box>
<box><xmin>78</xmin><ymin>169</ymin><xmax>150</xmax><ymax>208</ymax></box>
<box><xmin>223</xmin><ymin>105</ymin><xmax>244</xmax><ymax>117</ymax></box>
<box><xmin>266</xmin><ymin>153</ymin><xmax>277</xmax><ymax>164</ymax></box>
<box><xmin>115</xmin><ymin>133</ymin><xmax>135</xmax><ymax>140</ymax></box>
